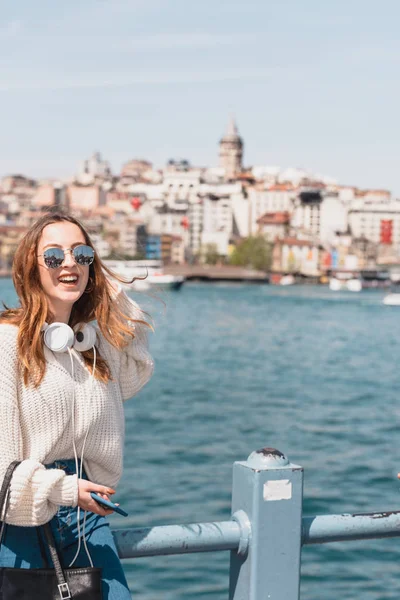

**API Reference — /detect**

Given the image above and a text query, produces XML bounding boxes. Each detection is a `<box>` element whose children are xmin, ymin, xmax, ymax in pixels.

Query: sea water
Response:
<box><xmin>1</xmin><ymin>280</ymin><xmax>400</xmax><ymax>599</ymax></box>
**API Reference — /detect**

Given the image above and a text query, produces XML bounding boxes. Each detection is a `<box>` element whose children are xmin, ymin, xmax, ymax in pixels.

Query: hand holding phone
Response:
<box><xmin>90</xmin><ymin>492</ymin><xmax>128</xmax><ymax>517</ymax></box>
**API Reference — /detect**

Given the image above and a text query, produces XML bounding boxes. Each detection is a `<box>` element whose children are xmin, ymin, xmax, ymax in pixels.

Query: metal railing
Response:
<box><xmin>111</xmin><ymin>448</ymin><xmax>400</xmax><ymax>599</ymax></box>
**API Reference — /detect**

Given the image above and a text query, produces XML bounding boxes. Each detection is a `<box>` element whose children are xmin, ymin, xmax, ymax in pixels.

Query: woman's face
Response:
<box><xmin>37</xmin><ymin>222</ymin><xmax>90</xmax><ymax>319</ymax></box>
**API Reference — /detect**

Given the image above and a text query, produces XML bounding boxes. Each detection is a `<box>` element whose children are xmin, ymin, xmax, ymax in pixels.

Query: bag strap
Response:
<box><xmin>0</xmin><ymin>460</ymin><xmax>21</xmax><ymax>546</ymax></box>
<box><xmin>36</xmin><ymin>526</ymin><xmax>50</xmax><ymax>568</ymax></box>
<box><xmin>0</xmin><ymin>461</ymin><xmax>72</xmax><ymax>599</ymax></box>
<box><xmin>42</xmin><ymin>522</ymin><xmax>72</xmax><ymax>599</ymax></box>
<box><xmin>0</xmin><ymin>460</ymin><xmax>21</xmax><ymax>520</ymax></box>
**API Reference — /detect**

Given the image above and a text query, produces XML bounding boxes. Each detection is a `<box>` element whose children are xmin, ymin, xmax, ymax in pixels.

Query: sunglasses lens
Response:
<box><xmin>43</xmin><ymin>248</ymin><xmax>64</xmax><ymax>269</ymax></box>
<box><xmin>73</xmin><ymin>245</ymin><xmax>95</xmax><ymax>266</ymax></box>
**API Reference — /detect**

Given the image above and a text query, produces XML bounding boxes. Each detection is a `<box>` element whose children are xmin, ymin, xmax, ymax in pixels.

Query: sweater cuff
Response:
<box><xmin>48</xmin><ymin>474</ymin><xmax>79</xmax><ymax>507</ymax></box>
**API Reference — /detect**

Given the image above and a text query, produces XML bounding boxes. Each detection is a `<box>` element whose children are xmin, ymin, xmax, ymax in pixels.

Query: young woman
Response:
<box><xmin>0</xmin><ymin>211</ymin><xmax>154</xmax><ymax>598</ymax></box>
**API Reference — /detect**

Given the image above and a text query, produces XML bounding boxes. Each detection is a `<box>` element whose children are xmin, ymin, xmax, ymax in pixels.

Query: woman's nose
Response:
<box><xmin>62</xmin><ymin>250</ymin><xmax>75</xmax><ymax>267</ymax></box>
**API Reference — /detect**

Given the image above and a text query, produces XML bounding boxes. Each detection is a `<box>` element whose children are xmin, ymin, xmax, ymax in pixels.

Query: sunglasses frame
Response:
<box><xmin>37</xmin><ymin>245</ymin><xmax>95</xmax><ymax>269</ymax></box>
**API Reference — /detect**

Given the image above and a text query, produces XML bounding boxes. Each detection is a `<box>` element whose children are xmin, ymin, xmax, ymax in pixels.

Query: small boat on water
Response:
<box><xmin>383</xmin><ymin>277</ymin><xmax>400</xmax><ymax>305</ymax></box>
<box><xmin>329</xmin><ymin>276</ymin><xmax>362</xmax><ymax>292</ymax></box>
<box><xmin>104</xmin><ymin>260</ymin><xmax>185</xmax><ymax>291</ymax></box>
<box><xmin>279</xmin><ymin>275</ymin><xmax>295</xmax><ymax>286</ymax></box>
<box><xmin>383</xmin><ymin>292</ymin><xmax>400</xmax><ymax>306</ymax></box>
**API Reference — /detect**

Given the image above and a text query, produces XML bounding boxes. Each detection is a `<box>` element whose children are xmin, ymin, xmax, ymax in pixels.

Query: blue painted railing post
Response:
<box><xmin>229</xmin><ymin>448</ymin><xmax>304</xmax><ymax>600</ymax></box>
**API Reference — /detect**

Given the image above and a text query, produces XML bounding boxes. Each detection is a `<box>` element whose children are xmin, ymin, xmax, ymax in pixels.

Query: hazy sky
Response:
<box><xmin>1</xmin><ymin>0</ymin><xmax>400</xmax><ymax>193</ymax></box>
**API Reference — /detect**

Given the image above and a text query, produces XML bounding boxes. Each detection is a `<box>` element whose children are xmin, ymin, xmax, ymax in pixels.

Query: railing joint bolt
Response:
<box><xmin>231</xmin><ymin>510</ymin><xmax>251</xmax><ymax>557</ymax></box>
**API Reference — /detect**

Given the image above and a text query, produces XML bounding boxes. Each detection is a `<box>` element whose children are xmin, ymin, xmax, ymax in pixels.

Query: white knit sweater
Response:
<box><xmin>0</xmin><ymin>295</ymin><xmax>154</xmax><ymax>527</ymax></box>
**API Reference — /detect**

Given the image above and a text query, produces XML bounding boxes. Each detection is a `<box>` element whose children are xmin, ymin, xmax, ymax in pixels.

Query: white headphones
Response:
<box><xmin>42</xmin><ymin>322</ymin><xmax>97</xmax><ymax>353</ymax></box>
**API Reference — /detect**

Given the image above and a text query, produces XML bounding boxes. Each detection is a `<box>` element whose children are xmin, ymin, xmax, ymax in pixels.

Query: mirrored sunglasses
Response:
<box><xmin>39</xmin><ymin>245</ymin><xmax>95</xmax><ymax>269</ymax></box>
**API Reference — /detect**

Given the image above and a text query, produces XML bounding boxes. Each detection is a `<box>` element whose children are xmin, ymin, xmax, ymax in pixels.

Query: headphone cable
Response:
<box><xmin>67</xmin><ymin>346</ymin><xmax>97</xmax><ymax>568</ymax></box>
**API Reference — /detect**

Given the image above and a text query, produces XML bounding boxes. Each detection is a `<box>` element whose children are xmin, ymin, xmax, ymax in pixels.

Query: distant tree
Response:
<box><xmin>229</xmin><ymin>235</ymin><xmax>272</xmax><ymax>271</ymax></box>
<box><xmin>202</xmin><ymin>243</ymin><xmax>220</xmax><ymax>265</ymax></box>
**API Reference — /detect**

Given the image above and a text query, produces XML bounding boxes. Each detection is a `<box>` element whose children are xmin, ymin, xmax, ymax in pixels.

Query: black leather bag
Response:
<box><xmin>0</xmin><ymin>461</ymin><xmax>103</xmax><ymax>599</ymax></box>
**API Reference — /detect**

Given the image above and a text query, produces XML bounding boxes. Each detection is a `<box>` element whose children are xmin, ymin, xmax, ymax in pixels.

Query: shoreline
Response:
<box><xmin>163</xmin><ymin>264</ymin><xmax>269</xmax><ymax>283</ymax></box>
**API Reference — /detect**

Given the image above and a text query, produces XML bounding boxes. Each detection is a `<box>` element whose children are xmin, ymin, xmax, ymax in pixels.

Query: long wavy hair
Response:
<box><xmin>0</xmin><ymin>211</ymin><xmax>151</xmax><ymax>387</ymax></box>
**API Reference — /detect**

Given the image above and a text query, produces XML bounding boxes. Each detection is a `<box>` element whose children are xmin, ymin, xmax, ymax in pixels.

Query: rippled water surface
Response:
<box><xmin>2</xmin><ymin>280</ymin><xmax>400</xmax><ymax>599</ymax></box>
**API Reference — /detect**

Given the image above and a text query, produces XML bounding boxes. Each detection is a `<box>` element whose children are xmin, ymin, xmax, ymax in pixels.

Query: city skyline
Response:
<box><xmin>1</xmin><ymin>1</ymin><xmax>400</xmax><ymax>194</ymax></box>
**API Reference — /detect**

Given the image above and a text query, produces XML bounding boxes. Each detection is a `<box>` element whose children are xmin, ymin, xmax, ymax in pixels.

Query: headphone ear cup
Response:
<box><xmin>73</xmin><ymin>324</ymin><xmax>97</xmax><ymax>352</ymax></box>
<box><xmin>43</xmin><ymin>322</ymin><xmax>75</xmax><ymax>353</ymax></box>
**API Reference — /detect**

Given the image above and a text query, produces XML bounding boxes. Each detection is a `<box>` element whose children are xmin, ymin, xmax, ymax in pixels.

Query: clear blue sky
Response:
<box><xmin>1</xmin><ymin>0</ymin><xmax>400</xmax><ymax>194</ymax></box>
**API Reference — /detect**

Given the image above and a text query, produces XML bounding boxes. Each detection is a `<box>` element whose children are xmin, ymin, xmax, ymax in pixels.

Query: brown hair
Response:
<box><xmin>0</xmin><ymin>211</ymin><xmax>151</xmax><ymax>387</ymax></box>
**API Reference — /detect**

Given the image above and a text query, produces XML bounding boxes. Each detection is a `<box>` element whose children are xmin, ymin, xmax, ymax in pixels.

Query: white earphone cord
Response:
<box><xmin>67</xmin><ymin>345</ymin><xmax>97</xmax><ymax>568</ymax></box>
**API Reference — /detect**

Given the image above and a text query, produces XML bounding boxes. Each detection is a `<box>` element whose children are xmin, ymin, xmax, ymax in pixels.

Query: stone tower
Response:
<box><xmin>219</xmin><ymin>117</ymin><xmax>243</xmax><ymax>179</ymax></box>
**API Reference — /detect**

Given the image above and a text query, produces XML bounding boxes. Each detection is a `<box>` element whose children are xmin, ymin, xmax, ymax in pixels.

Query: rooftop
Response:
<box><xmin>257</xmin><ymin>211</ymin><xmax>291</xmax><ymax>225</ymax></box>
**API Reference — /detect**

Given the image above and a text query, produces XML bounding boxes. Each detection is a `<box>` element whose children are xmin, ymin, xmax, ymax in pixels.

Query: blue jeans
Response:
<box><xmin>0</xmin><ymin>459</ymin><xmax>132</xmax><ymax>599</ymax></box>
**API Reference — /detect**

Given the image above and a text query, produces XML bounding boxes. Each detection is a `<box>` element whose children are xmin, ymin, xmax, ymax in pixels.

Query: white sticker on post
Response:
<box><xmin>263</xmin><ymin>479</ymin><xmax>292</xmax><ymax>501</ymax></box>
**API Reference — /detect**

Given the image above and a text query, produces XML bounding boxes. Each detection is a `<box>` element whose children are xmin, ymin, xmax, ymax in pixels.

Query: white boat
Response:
<box><xmin>383</xmin><ymin>293</ymin><xmax>400</xmax><ymax>306</ymax></box>
<box><xmin>329</xmin><ymin>276</ymin><xmax>362</xmax><ymax>292</ymax></box>
<box><xmin>132</xmin><ymin>272</ymin><xmax>185</xmax><ymax>291</ymax></box>
<box><xmin>280</xmin><ymin>275</ymin><xmax>295</xmax><ymax>286</ymax></box>
<box><xmin>329</xmin><ymin>277</ymin><xmax>342</xmax><ymax>291</ymax></box>
<box><xmin>103</xmin><ymin>260</ymin><xmax>185</xmax><ymax>291</ymax></box>
<box><xmin>346</xmin><ymin>278</ymin><xmax>362</xmax><ymax>292</ymax></box>
<box><xmin>382</xmin><ymin>274</ymin><xmax>400</xmax><ymax>305</ymax></box>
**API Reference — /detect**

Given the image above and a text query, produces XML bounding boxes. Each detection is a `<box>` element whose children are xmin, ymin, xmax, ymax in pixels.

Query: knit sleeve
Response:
<box><xmin>0</xmin><ymin>327</ymin><xmax>78</xmax><ymax>527</ymax></box>
<box><xmin>115</xmin><ymin>291</ymin><xmax>154</xmax><ymax>401</ymax></box>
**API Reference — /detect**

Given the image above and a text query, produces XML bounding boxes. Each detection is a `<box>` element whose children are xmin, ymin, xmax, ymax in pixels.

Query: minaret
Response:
<box><xmin>219</xmin><ymin>117</ymin><xmax>243</xmax><ymax>179</ymax></box>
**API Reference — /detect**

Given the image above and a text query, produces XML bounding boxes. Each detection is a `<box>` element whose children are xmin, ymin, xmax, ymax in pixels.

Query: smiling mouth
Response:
<box><xmin>58</xmin><ymin>275</ymin><xmax>79</xmax><ymax>285</ymax></box>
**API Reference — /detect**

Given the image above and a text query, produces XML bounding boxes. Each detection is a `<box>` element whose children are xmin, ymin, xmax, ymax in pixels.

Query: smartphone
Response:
<box><xmin>90</xmin><ymin>492</ymin><xmax>129</xmax><ymax>517</ymax></box>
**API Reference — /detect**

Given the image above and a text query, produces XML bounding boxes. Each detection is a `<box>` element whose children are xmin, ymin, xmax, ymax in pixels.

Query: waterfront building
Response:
<box><xmin>77</xmin><ymin>152</ymin><xmax>112</xmax><ymax>185</ymax></box>
<box><xmin>272</xmin><ymin>237</ymin><xmax>321</xmax><ymax>276</ymax></box>
<box><xmin>67</xmin><ymin>184</ymin><xmax>107</xmax><ymax>211</ymax></box>
<box><xmin>202</xmin><ymin>166</ymin><xmax>226</xmax><ymax>184</ymax></box>
<box><xmin>161</xmin><ymin>234</ymin><xmax>185</xmax><ymax>264</ymax></box>
<box><xmin>290</xmin><ymin>182</ymin><xmax>325</xmax><ymax>240</ymax></box>
<box><xmin>162</xmin><ymin>160</ymin><xmax>202</xmax><ymax>211</ymax></box>
<box><xmin>348</xmin><ymin>200</ymin><xmax>400</xmax><ymax>250</ymax></box>
<box><xmin>219</xmin><ymin>118</ymin><xmax>243</xmax><ymax>180</ymax></box>
<box><xmin>257</xmin><ymin>211</ymin><xmax>291</xmax><ymax>240</ymax></box>
<box><xmin>145</xmin><ymin>235</ymin><xmax>162</xmax><ymax>260</ymax></box>
<box><xmin>124</xmin><ymin>159</ymin><xmax>245</xmax><ymax>258</ymax></box>
<box><xmin>89</xmin><ymin>233</ymin><xmax>111</xmax><ymax>259</ymax></box>
<box><xmin>354</xmin><ymin>188</ymin><xmax>391</xmax><ymax>205</ymax></box>
<box><xmin>251</xmin><ymin>165</ymin><xmax>280</xmax><ymax>187</ymax></box>
<box><xmin>149</xmin><ymin>208</ymin><xmax>189</xmax><ymax>237</ymax></box>
<box><xmin>319</xmin><ymin>193</ymin><xmax>348</xmax><ymax>244</ymax></box>
<box><xmin>188</xmin><ymin>199</ymin><xmax>203</xmax><ymax>256</ymax></box>
<box><xmin>125</xmin><ymin>160</ymin><xmax>201</xmax><ymax>213</ymax></box>
<box><xmin>115</xmin><ymin>182</ymin><xmax>164</xmax><ymax>211</ymax></box>
<box><xmin>31</xmin><ymin>183</ymin><xmax>68</xmax><ymax>210</ymax></box>
<box><xmin>107</xmin><ymin>190</ymin><xmax>150</xmax><ymax>215</ymax></box>
<box><xmin>230</xmin><ymin>186</ymin><xmax>250</xmax><ymax>238</ymax></box>
<box><xmin>0</xmin><ymin>225</ymin><xmax>27</xmax><ymax>269</ymax></box>
<box><xmin>200</xmin><ymin>193</ymin><xmax>232</xmax><ymax>257</ymax></box>
<box><xmin>198</xmin><ymin>181</ymin><xmax>247</xmax><ymax>256</ymax></box>
<box><xmin>102</xmin><ymin>215</ymin><xmax>142</xmax><ymax>258</ymax></box>
<box><xmin>248</xmin><ymin>183</ymin><xmax>297</xmax><ymax>235</ymax></box>
<box><xmin>120</xmin><ymin>159</ymin><xmax>153</xmax><ymax>181</ymax></box>
<box><xmin>0</xmin><ymin>175</ymin><xmax>37</xmax><ymax>217</ymax></box>
<box><xmin>0</xmin><ymin>175</ymin><xmax>36</xmax><ymax>194</ymax></box>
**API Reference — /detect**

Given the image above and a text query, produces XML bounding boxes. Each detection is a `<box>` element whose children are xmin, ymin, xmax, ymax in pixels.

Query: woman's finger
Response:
<box><xmin>89</xmin><ymin>499</ymin><xmax>112</xmax><ymax>516</ymax></box>
<box><xmin>90</xmin><ymin>483</ymin><xmax>115</xmax><ymax>495</ymax></box>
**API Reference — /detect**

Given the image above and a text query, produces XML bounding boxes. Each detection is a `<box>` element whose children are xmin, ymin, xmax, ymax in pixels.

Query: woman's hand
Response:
<box><xmin>77</xmin><ymin>478</ymin><xmax>116</xmax><ymax>516</ymax></box>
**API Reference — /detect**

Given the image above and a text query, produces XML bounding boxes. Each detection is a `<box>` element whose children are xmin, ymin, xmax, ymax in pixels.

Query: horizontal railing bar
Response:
<box><xmin>112</xmin><ymin>520</ymin><xmax>241</xmax><ymax>559</ymax></box>
<box><xmin>112</xmin><ymin>508</ymin><xmax>400</xmax><ymax>560</ymax></box>
<box><xmin>303</xmin><ymin>510</ymin><xmax>400</xmax><ymax>544</ymax></box>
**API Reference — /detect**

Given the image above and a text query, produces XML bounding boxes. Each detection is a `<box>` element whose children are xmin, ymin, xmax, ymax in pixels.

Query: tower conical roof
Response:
<box><xmin>221</xmin><ymin>117</ymin><xmax>241</xmax><ymax>141</ymax></box>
